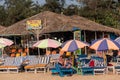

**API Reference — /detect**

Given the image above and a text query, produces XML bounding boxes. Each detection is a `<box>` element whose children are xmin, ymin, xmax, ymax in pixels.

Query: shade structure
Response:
<box><xmin>0</xmin><ymin>38</ymin><xmax>14</xmax><ymax>46</ymax></box>
<box><xmin>61</xmin><ymin>40</ymin><xmax>89</xmax><ymax>52</ymax></box>
<box><xmin>0</xmin><ymin>43</ymin><xmax>7</xmax><ymax>48</ymax></box>
<box><xmin>90</xmin><ymin>38</ymin><xmax>120</xmax><ymax>51</ymax></box>
<box><xmin>0</xmin><ymin>38</ymin><xmax>14</xmax><ymax>58</ymax></box>
<box><xmin>115</xmin><ymin>37</ymin><xmax>120</xmax><ymax>45</ymax></box>
<box><xmin>33</xmin><ymin>38</ymin><xmax>61</xmax><ymax>48</ymax></box>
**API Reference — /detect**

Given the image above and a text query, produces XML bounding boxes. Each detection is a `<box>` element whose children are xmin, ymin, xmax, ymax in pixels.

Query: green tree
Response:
<box><xmin>64</xmin><ymin>4</ymin><xmax>79</xmax><ymax>16</ymax></box>
<box><xmin>42</xmin><ymin>0</ymin><xmax>63</xmax><ymax>13</ymax></box>
<box><xmin>78</xmin><ymin>0</ymin><xmax>120</xmax><ymax>29</ymax></box>
<box><xmin>2</xmin><ymin>0</ymin><xmax>41</xmax><ymax>26</ymax></box>
<box><xmin>0</xmin><ymin>5</ymin><xmax>6</xmax><ymax>26</ymax></box>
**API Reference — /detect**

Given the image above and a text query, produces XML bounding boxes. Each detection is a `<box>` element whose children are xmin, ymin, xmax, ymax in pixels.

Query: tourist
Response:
<box><xmin>64</xmin><ymin>58</ymin><xmax>72</xmax><ymax>68</ymax></box>
<box><xmin>58</xmin><ymin>55</ymin><xmax>65</xmax><ymax>66</ymax></box>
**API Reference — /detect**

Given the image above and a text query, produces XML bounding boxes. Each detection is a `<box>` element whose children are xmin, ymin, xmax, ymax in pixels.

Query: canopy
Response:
<box><xmin>90</xmin><ymin>38</ymin><xmax>120</xmax><ymax>51</ymax></box>
<box><xmin>33</xmin><ymin>38</ymin><xmax>61</xmax><ymax>48</ymax></box>
<box><xmin>61</xmin><ymin>40</ymin><xmax>89</xmax><ymax>52</ymax></box>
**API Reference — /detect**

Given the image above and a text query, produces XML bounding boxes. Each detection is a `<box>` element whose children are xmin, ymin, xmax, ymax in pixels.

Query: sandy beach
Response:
<box><xmin>0</xmin><ymin>72</ymin><xmax>120</xmax><ymax>80</ymax></box>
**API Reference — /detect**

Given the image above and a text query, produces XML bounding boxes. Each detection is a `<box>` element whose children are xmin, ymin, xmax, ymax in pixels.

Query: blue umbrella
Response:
<box><xmin>90</xmin><ymin>38</ymin><xmax>120</xmax><ymax>51</ymax></box>
<box><xmin>61</xmin><ymin>40</ymin><xmax>89</xmax><ymax>52</ymax></box>
<box><xmin>115</xmin><ymin>37</ymin><xmax>120</xmax><ymax>45</ymax></box>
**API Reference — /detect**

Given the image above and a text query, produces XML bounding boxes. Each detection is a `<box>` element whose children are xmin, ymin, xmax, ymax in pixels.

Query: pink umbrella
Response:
<box><xmin>0</xmin><ymin>38</ymin><xmax>13</xmax><ymax>46</ymax></box>
<box><xmin>33</xmin><ymin>38</ymin><xmax>61</xmax><ymax>48</ymax></box>
<box><xmin>0</xmin><ymin>38</ymin><xmax>14</xmax><ymax>58</ymax></box>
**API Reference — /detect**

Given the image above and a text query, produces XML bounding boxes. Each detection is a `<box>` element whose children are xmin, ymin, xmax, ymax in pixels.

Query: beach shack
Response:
<box><xmin>0</xmin><ymin>11</ymin><xmax>120</xmax><ymax>55</ymax></box>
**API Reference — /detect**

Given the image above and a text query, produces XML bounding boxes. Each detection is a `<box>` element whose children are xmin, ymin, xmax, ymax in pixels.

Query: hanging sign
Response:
<box><xmin>26</xmin><ymin>20</ymin><xmax>42</xmax><ymax>30</ymax></box>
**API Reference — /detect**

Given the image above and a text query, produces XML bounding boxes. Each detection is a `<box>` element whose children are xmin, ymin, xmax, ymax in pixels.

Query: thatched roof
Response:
<box><xmin>0</xmin><ymin>25</ymin><xmax>6</xmax><ymax>33</ymax></box>
<box><xmin>69</xmin><ymin>15</ymin><xmax>120</xmax><ymax>34</ymax></box>
<box><xmin>0</xmin><ymin>25</ymin><xmax>6</xmax><ymax>29</ymax></box>
<box><xmin>0</xmin><ymin>11</ymin><xmax>120</xmax><ymax>36</ymax></box>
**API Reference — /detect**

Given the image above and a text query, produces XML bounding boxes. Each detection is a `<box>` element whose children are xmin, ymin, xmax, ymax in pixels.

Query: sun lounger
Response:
<box><xmin>80</xmin><ymin>59</ymin><xmax>94</xmax><ymax>75</ymax></box>
<box><xmin>115</xmin><ymin>57</ymin><xmax>120</xmax><ymax>74</ymax></box>
<box><xmin>35</xmin><ymin>56</ymin><xmax>50</xmax><ymax>73</ymax></box>
<box><xmin>50</xmin><ymin>54</ymin><xmax>60</xmax><ymax>66</ymax></box>
<box><xmin>0</xmin><ymin>57</ymin><xmax>15</xmax><ymax>73</ymax></box>
<box><xmin>24</xmin><ymin>56</ymin><xmax>39</xmax><ymax>73</ymax></box>
<box><xmin>7</xmin><ymin>57</ymin><xmax>22</xmax><ymax>73</ymax></box>
<box><xmin>91</xmin><ymin>56</ymin><xmax>106</xmax><ymax>75</ymax></box>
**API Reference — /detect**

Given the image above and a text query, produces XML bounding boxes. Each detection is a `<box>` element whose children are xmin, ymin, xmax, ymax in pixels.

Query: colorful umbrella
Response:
<box><xmin>90</xmin><ymin>38</ymin><xmax>120</xmax><ymax>51</ymax></box>
<box><xmin>0</xmin><ymin>38</ymin><xmax>14</xmax><ymax>58</ymax></box>
<box><xmin>33</xmin><ymin>38</ymin><xmax>61</xmax><ymax>48</ymax></box>
<box><xmin>61</xmin><ymin>40</ymin><xmax>89</xmax><ymax>52</ymax></box>
<box><xmin>0</xmin><ymin>38</ymin><xmax>13</xmax><ymax>46</ymax></box>
<box><xmin>0</xmin><ymin>43</ymin><xmax>7</xmax><ymax>48</ymax></box>
<box><xmin>115</xmin><ymin>37</ymin><xmax>120</xmax><ymax>45</ymax></box>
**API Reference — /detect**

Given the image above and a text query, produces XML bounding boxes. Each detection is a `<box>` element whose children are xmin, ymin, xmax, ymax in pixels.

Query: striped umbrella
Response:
<box><xmin>0</xmin><ymin>43</ymin><xmax>7</xmax><ymax>48</ymax></box>
<box><xmin>61</xmin><ymin>40</ymin><xmax>89</xmax><ymax>52</ymax></box>
<box><xmin>90</xmin><ymin>38</ymin><xmax>120</xmax><ymax>51</ymax></box>
<box><xmin>0</xmin><ymin>38</ymin><xmax>14</xmax><ymax>58</ymax></box>
<box><xmin>33</xmin><ymin>38</ymin><xmax>61</xmax><ymax>48</ymax></box>
<box><xmin>0</xmin><ymin>38</ymin><xmax>13</xmax><ymax>46</ymax></box>
<box><xmin>115</xmin><ymin>37</ymin><xmax>120</xmax><ymax>45</ymax></box>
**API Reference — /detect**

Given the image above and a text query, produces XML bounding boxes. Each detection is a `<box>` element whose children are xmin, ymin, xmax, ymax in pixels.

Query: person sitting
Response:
<box><xmin>63</xmin><ymin>58</ymin><xmax>73</xmax><ymax>76</ymax></box>
<box><xmin>58</xmin><ymin>55</ymin><xmax>65</xmax><ymax>66</ymax></box>
<box><xmin>63</xmin><ymin>58</ymin><xmax>72</xmax><ymax>68</ymax></box>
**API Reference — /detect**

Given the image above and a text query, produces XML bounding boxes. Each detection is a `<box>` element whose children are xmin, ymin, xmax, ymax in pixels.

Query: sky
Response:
<box><xmin>34</xmin><ymin>0</ymin><xmax>83</xmax><ymax>7</ymax></box>
<box><xmin>0</xmin><ymin>0</ymin><xmax>118</xmax><ymax>6</ymax></box>
<box><xmin>0</xmin><ymin>0</ymin><xmax>83</xmax><ymax>7</ymax></box>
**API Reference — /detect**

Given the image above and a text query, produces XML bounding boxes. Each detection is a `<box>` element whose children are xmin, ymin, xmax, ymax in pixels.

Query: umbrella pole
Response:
<box><xmin>14</xmin><ymin>36</ymin><xmax>17</xmax><ymax>48</ymax></box>
<box><xmin>38</xmin><ymin>49</ymin><xmax>40</xmax><ymax>56</ymax></box>
<box><xmin>27</xmin><ymin>38</ymin><xmax>29</xmax><ymax>56</ymax></box>
<box><xmin>36</xmin><ymin>30</ymin><xmax>40</xmax><ymax>56</ymax></box>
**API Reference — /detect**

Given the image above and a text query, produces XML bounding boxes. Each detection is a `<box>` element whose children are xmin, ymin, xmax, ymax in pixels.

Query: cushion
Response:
<box><xmin>0</xmin><ymin>66</ymin><xmax>8</xmax><ymax>68</ymax></box>
<box><xmin>7</xmin><ymin>66</ymin><xmax>18</xmax><ymax>68</ymax></box>
<box><xmin>108</xmin><ymin>63</ymin><xmax>113</xmax><ymax>66</ymax></box>
<box><xmin>89</xmin><ymin>60</ymin><xmax>94</xmax><ymax>67</ymax></box>
<box><xmin>115</xmin><ymin>66</ymin><xmax>120</xmax><ymax>69</ymax></box>
<box><xmin>25</xmin><ymin>65</ymin><xmax>35</xmax><ymax>69</ymax></box>
<box><xmin>35</xmin><ymin>64</ymin><xmax>47</xmax><ymax>67</ymax></box>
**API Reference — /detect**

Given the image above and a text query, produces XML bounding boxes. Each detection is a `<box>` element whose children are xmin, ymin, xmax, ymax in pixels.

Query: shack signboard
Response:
<box><xmin>26</xmin><ymin>20</ymin><xmax>42</xmax><ymax>30</ymax></box>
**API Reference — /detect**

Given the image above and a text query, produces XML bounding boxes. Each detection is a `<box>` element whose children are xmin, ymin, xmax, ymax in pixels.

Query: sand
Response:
<box><xmin>0</xmin><ymin>72</ymin><xmax>120</xmax><ymax>80</ymax></box>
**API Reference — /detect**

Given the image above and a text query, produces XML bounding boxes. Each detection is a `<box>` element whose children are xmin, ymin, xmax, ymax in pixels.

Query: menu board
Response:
<box><xmin>26</xmin><ymin>20</ymin><xmax>42</xmax><ymax>30</ymax></box>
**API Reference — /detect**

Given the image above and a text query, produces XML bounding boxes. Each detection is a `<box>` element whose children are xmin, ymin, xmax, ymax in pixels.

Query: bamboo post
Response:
<box><xmin>84</xmin><ymin>30</ymin><xmax>87</xmax><ymax>55</ymax></box>
<box><xmin>95</xmin><ymin>31</ymin><xmax>97</xmax><ymax>54</ymax></box>
<box><xmin>36</xmin><ymin>29</ymin><xmax>40</xmax><ymax>56</ymax></box>
<box><xmin>102</xmin><ymin>32</ymin><xmax>104</xmax><ymax>38</ymax></box>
